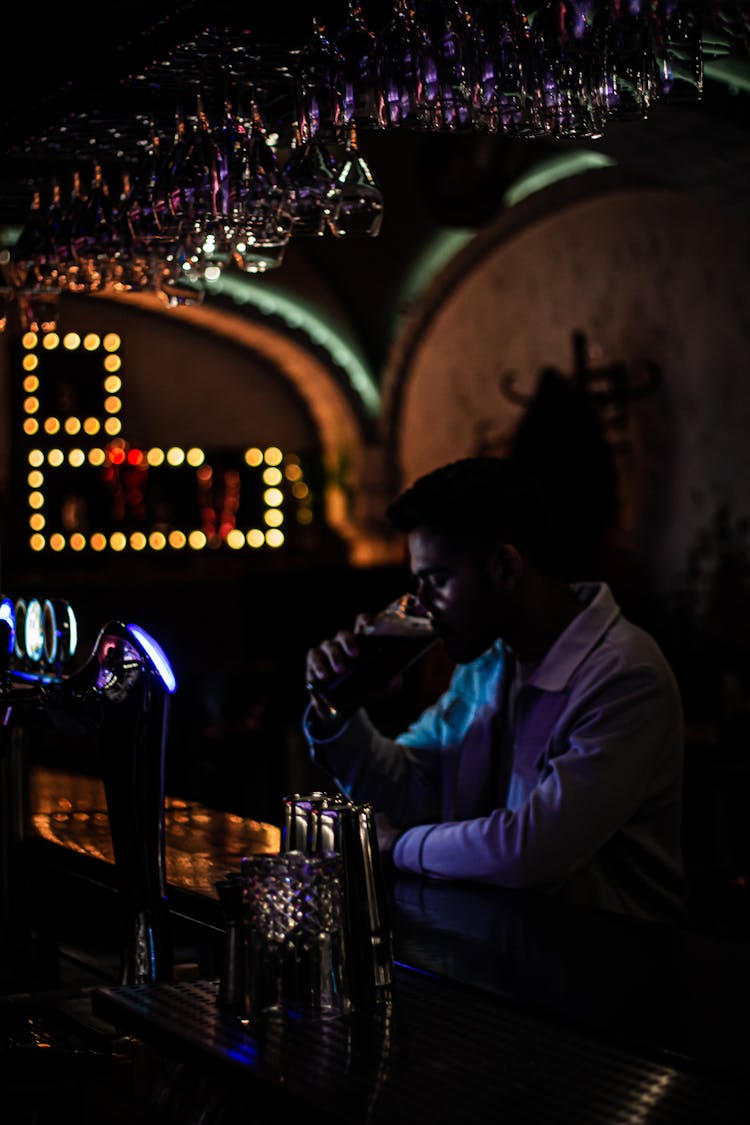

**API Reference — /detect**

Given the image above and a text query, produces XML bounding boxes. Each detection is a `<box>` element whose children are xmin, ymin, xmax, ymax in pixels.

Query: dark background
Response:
<box><xmin>2</xmin><ymin>3</ymin><xmax>749</xmax><ymax>907</ymax></box>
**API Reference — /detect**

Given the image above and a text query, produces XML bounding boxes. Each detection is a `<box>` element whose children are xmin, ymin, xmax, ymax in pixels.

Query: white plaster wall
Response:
<box><xmin>386</xmin><ymin>183</ymin><xmax>750</xmax><ymax>589</ymax></box>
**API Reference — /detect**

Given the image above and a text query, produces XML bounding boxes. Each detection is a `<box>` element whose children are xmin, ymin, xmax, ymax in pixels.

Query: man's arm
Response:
<box><xmin>392</xmin><ymin>663</ymin><xmax>683</xmax><ymax>888</ymax></box>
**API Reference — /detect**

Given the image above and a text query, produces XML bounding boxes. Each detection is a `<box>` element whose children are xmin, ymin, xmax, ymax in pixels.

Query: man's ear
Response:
<box><xmin>488</xmin><ymin>543</ymin><xmax>524</xmax><ymax>588</ymax></box>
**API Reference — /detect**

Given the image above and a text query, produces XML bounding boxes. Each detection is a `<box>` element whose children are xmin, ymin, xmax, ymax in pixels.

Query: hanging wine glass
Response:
<box><xmin>592</xmin><ymin>0</ymin><xmax>660</xmax><ymax>123</ymax></box>
<box><xmin>160</xmin><ymin>105</ymin><xmax>199</xmax><ymax>233</ymax></box>
<box><xmin>156</xmin><ymin>243</ymin><xmax>206</xmax><ymax>307</ymax></box>
<box><xmin>280</xmin><ymin>56</ymin><xmax>340</xmax><ymax>237</ymax></box>
<box><xmin>232</xmin><ymin>98</ymin><xmax>294</xmax><ymax>272</ymax></box>
<box><xmin>472</xmin><ymin>0</ymin><xmax>530</xmax><ymax>135</ymax></box>
<box><xmin>414</xmin><ymin>0</ymin><xmax>477</xmax><ymax>130</ymax></box>
<box><xmin>13</xmin><ymin>187</ymin><xmax>55</xmax><ymax>266</ymax></box>
<box><xmin>215</xmin><ymin>92</ymin><xmax>250</xmax><ymax>223</ymax></box>
<box><xmin>326</xmin><ymin>122</ymin><xmax>384</xmax><ymax>238</ymax></box>
<box><xmin>70</xmin><ymin>161</ymin><xmax>129</xmax><ymax>294</ymax></box>
<box><xmin>650</xmin><ymin>0</ymin><xmax>704</xmax><ymax>105</ymax></box>
<box><xmin>282</xmin><ymin>118</ymin><xmax>339</xmax><ymax>237</ymax></box>
<box><xmin>84</xmin><ymin>162</ymin><xmax>118</xmax><ymax>254</ymax></box>
<box><xmin>112</xmin><ymin>131</ymin><xmax>184</xmax><ymax>300</ymax></box>
<box><xmin>195</xmin><ymin>94</ymin><xmax>227</xmax><ymax>220</ymax></box>
<box><xmin>14</xmin><ymin>257</ymin><xmax>62</xmax><ymax>333</ymax></box>
<box><xmin>289</xmin><ymin>20</ymin><xmax>344</xmax><ymax>142</ymax></box>
<box><xmin>175</xmin><ymin>93</ymin><xmax>245</xmax><ymax>281</ymax></box>
<box><xmin>526</xmin><ymin>1</ymin><xmax>598</xmax><ymax>138</ymax></box>
<box><xmin>45</xmin><ymin>179</ymin><xmax>73</xmax><ymax>263</ymax></box>
<box><xmin>375</xmin><ymin>0</ymin><xmax>431</xmax><ymax>129</ymax></box>
<box><xmin>181</xmin><ymin>214</ymin><xmax>238</xmax><ymax>281</ymax></box>
<box><xmin>334</xmin><ymin>1</ymin><xmax>381</xmax><ymax>134</ymax></box>
<box><xmin>114</xmin><ymin>124</ymin><xmax>168</xmax><ymax>271</ymax></box>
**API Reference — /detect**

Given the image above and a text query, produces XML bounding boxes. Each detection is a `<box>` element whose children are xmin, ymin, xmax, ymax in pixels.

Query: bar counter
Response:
<box><xmin>19</xmin><ymin>766</ymin><xmax>750</xmax><ymax>1123</ymax></box>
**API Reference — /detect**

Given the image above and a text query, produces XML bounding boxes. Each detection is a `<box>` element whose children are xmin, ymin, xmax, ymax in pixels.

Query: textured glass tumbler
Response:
<box><xmin>240</xmin><ymin>851</ymin><xmax>350</xmax><ymax>1019</ymax></box>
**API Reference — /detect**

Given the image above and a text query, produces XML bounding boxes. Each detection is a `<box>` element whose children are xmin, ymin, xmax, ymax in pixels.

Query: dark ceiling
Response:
<box><xmin>2</xmin><ymin>1</ymin><xmax>749</xmax><ymax>229</ymax></box>
<box><xmin>1</xmin><ymin>0</ymin><xmax>749</xmax><ymax>380</ymax></box>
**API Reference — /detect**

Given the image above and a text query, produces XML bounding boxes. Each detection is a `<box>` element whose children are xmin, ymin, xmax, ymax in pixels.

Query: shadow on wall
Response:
<box><xmin>501</xmin><ymin>366</ymin><xmax>619</xmax><ymax>581</ymax></box>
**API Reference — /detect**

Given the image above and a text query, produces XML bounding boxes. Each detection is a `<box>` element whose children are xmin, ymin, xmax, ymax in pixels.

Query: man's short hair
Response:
<box><xmin>386</xmin><ymin>456</ymin><xmax>558</xmax><ymax>572</ymax></box>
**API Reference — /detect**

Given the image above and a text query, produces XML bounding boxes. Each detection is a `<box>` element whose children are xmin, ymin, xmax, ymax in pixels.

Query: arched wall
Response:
<box><xmin>382</xmin><ymin>171</ymin><xmax>750</xmax><ymax>595</ymax></box>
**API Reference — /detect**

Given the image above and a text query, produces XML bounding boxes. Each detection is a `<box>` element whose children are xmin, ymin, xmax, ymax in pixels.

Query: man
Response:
<box><xmin>304</xmin><ymin>457</ymin><xmax>689</xmax><ymax>925</ymax></box>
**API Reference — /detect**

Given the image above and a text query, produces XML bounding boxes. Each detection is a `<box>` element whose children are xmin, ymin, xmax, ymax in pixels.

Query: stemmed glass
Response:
<box><xmin>231</xmin><ymin>98</ymin><xmax>294</xmax><ymax>272</ymax></box>
<box><xmin>472</xmin><ymin>0</ymin><xmax>530</xmax><ymax>135</ymax></box>
<box><xmin>526</xmin><ymin>0</ymin><xmax>598</xmax><ymax>138</ymax></box>
<box><xmin>591</xmin><ymin>0</ymin><xmax>660</xmax><ymax>123</ymax></box>
<box><xmin>374</xmin><ymin>0</ymin><xmax>443</xmax><ymax>132</ymax></box>
<box><xmin>290</xmin><ymin>19</ymin><xmax>344</xmax><ymax>142</ymax></box>
<box><xmin>413</xmin><ymin>0</ymin><xmax>478</xmax><ymax>130</ymax></box>
<box><xmin>334</xmin><ymin>1</ymin><xmax>381</xmax><ymax>133</ymax></box>
<box><xmin>281</xmin><ymin>46</ymin><xmax>341</xmax><ymax>238</ymax></box>
<box><xmin>326</xmin><ymin>121</ymin><xmax>384</xmax><ymax>239</ymax></box>
<box><xmin>649</xmin><ymin>0</ymin><xmax>704</xmax><ymax>104</ymax></box>
<box><xmin>282</xmin><ymin>117</ymin><xmax>340</xmax><ymax>238</ymax></box>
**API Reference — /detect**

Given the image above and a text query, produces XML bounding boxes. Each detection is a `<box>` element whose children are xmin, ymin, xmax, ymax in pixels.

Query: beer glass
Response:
<box><xmin>308</xmin><ymin>592</ymin><xmax>438</xmax><ymax>720</ymax></box>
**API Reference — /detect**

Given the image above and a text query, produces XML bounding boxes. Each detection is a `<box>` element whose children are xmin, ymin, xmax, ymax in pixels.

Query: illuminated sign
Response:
<box><xmin>13</xmin><ymin>330</ymin><xmax>317</xmax><ymax>554</ymax></box>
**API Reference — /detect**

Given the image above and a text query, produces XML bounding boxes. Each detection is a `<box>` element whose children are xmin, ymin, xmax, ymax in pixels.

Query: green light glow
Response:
<box><xmin>401</xmin><ymin>229</ymin><xmax>476</xmax><ymax>307</ymax></box>
<box><xmin>502</xmin><ymin>151</ymin><xmax>617</xmax><ymax>209</ymax></box>
<box><xmin>210</xmin><ymin>273</ymin><xmax>380</xmax><ymax>416</ymax></box>
<box><xmin>704</xmin><ymin>57</ymin><xmax>750</xmax><ymax>94</ymax></box>
<box><xmin>398</xmin><ymin>151</ymin><xmax>618</xmax><ymax>312</ymax></box>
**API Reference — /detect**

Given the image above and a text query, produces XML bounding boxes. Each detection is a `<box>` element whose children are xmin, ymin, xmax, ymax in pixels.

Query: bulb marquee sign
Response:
<box><xmin>12</xmin><ymin>329</ymin><xmax>318</xmax><ymax>557</ymax></box>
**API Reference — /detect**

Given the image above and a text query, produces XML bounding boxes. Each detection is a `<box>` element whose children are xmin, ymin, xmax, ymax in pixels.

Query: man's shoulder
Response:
<box><xmin>567</xmin><ymin>582</ymin><xmax>680</xmax><ymax>691</ymax></box>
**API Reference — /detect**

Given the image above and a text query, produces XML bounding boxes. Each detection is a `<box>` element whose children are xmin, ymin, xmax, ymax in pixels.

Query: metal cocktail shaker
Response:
<box><xmin>281</xmin><ymin>791</ymin><xmax>394</xmax><ymax>1008</ymax></box>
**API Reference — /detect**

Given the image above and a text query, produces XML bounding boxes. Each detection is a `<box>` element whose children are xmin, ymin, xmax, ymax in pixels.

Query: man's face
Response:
<box><xmin>408</xmin><ymin>527</ymin><xmax>502</xmax><ymax>664</ymax></box>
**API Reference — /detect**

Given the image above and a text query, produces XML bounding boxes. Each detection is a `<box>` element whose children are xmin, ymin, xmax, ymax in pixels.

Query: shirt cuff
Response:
<box><xmin>393</xmin><ymin>823</ymin><xmax>438</xmax><ymax>875</ymax></box>
<box><xmin>302</xmin><ymin>699</ymin><xmax>353</xmax><ymax>746</ymax></box>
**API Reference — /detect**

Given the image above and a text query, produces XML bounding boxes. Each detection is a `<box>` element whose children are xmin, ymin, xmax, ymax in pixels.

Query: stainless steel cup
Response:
<box><xmin>281</xmin><ymin>792</ymin><xmax>394</xmax><ymax>1008</ymax></box>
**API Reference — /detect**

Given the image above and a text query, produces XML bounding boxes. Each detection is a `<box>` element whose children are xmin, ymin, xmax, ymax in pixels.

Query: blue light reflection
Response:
<box><xmin>126</xmin><ymin>623</ymin><xmax>177</xmax><ymax>694</ymax></box>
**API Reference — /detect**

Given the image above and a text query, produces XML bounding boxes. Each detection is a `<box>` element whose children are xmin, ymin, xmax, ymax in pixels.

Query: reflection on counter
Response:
<box><xmin>28</xmin><ymin>765</ymin><xmax>280</xmax><ymax>896</ymax></box>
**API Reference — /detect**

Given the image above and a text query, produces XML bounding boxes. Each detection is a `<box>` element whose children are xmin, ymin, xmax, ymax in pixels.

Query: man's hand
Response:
<box><xmin>305</xmin><ymin>611</ymin><xmax>390</xmax><ymax>720</ymax></box>
<box><xmin>374</xmin><ymin>811</ymin><xmax>403</xmax><ymax>867</ymax></box>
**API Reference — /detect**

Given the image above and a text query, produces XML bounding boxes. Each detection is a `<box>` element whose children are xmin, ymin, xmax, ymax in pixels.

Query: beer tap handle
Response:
<box><xmin>65</xmin><ymin>620</ymin><xmax>177</xmax><ymax>984</ymax></box>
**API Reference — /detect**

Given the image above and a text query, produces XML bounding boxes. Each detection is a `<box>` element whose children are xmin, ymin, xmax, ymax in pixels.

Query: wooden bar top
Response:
<box><xmin>27</xmin><ymin>764</ymin><xmax>280</xmax><ymax>897</ymax></box>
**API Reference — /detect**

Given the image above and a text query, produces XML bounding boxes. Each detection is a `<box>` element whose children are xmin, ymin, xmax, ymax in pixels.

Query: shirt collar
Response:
<box><xmin>522</xmin><ymin>582</ymin><xmax>621</xmax><ymax>692</ymax></box>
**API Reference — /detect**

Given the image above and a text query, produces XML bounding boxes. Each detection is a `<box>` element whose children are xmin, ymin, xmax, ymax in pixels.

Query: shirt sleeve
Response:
<box><xmin>303</xmin><ymin>646</ymin><xmax>505</xmax><ymax>828</ymax></box>
<box><xmin>392</xmin><ymin>661</ymin><xmax>683</xmax><ymax>888</ymax></box>
<box><xmin>303</xmin><ymin>702</ymin><xmax>444</xmax><ymax>826</ymax></box>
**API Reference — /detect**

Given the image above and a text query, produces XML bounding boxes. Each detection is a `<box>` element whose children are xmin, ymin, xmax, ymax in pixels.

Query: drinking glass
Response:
<box><xmin>334</xmin><ymin>1</ymin><xmax>380</xmax><ymax>132</ymax></box>
<box><xmin>240</xmin><ymin>851</ymin><xmax>350</xmax><ymax>1019</ymax></box>
<box><xmin>282</xmin><ymin>120</ymin><xmax>340</xmax><ymax>238</ymax></box>
<box><xmin>288</xmin><ymin>21</ymin><xmax>344</xmax><ymax>141</ymax></box>
<box><xmin>375</xmin><ymin>0</ymin><xmax>433</xmax><ymax>129</ymax></box>
<box><xmin>232</xmin><ymin>100</ymin><xmax>294</xmax><ymax>272</ymax></box>
<box><xmin>308</xmin><ymin>592</ymin><xmax>438</xmax><ymax>720</ymax></box>
<box><xmin>326</xmin><ymin>123</ymin><xmax>384</xmax><ymax>239</ymax></box>
<box><xmin>473</xmin><ymin>0</ymin><xmax>530</xmax><ymax>135</ymax></box>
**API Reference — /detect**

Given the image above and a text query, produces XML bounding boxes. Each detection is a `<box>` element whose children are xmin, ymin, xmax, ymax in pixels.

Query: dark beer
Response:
<box><xmin>309</xmin><ymin>631</ymin><xmax>438</xmax><ymax>720</ymax></box>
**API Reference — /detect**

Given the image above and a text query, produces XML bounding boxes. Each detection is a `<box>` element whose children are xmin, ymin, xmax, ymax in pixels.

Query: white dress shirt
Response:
<box><xmin>304</xmin><ymin>583</ymin><xmax>689</xmax><ymax>925</ymax></box>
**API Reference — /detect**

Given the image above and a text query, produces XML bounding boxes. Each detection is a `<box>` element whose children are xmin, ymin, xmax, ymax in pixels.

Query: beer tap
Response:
<box><xmin>0</xmin><ymin>593</ymin><xmax>177</xmax><ymax>986</ymax></box>
<box><xmin>61</xmin><ymin>620</ymin><xmax>177</xmax><ymax>984</ymax></box>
